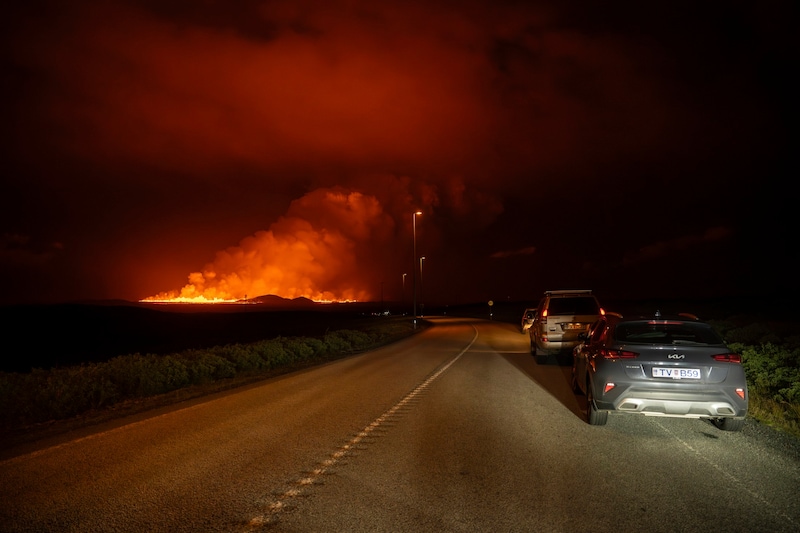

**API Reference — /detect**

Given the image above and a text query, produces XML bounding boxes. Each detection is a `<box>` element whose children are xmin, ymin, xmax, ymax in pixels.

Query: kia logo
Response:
<box><xmin>668</xmin><ymin>353</ymin><xmax>685</xmax><ymax>359</ymax></box>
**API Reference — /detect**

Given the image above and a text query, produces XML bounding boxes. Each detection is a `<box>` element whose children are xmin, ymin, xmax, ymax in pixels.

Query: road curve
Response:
<box><xmin>1</xmin><ymin>317</ymin><xmax>798</xmax><ymax>532</ymax></box>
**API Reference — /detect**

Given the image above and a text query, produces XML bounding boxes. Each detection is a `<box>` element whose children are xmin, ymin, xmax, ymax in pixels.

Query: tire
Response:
<box><xmin>571</xmin><ymin>365</ymin><xmax>582</xmax><ymax>394</ymax></box>
<box><xmin>586</xmin><ymin>381</ymin><xmax>608</xmax><ymax>426</ymax></box>
<box><xmin>715</xmin><ymin>417</ymin><xmax>745</xmax><ymax>432</ymax></box>
<box><xmin>532</xmin><ymin>339</ymin><xmax>549</xmax><ymax>364</ymax></box>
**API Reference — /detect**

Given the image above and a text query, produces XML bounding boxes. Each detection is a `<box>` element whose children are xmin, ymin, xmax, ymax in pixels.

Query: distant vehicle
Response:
<box><xmin>520</xmin><ymin>308</ymin><xmax>537</xmax><ymax>334</ymax></box>
<box><xmin>571</xmin><ymin>312</ymin><xmax>748</xmax><ymax>431</ymax></box>
<box><xmin>529</xmin><ymin>290</ymin><xmax>603</xmax><ymax>364</ymax></box>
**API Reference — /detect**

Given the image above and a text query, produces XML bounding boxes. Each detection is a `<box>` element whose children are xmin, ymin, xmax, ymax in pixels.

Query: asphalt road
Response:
<box><xmin>1</xmin><ymin>317</ymin><xmax>798</xmax><ymax>532</ymax></box>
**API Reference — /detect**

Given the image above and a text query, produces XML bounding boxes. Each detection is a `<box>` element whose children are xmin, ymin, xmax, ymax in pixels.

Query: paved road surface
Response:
<box><xmin>1</xmin><ymin>317</ymin><xmax>798</xmax><ymax>532</ymax></box>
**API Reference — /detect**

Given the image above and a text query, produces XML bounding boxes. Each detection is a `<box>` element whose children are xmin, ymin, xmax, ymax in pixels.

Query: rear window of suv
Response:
<box><xmin>546</xmin><ymin>296</ymin><xmax>600</xmax><ymax>315</ymax></box>
<box><xmin>614</xmin><ymin>321</ymin><xmax>724</xmax><ymax>345</ymax></box>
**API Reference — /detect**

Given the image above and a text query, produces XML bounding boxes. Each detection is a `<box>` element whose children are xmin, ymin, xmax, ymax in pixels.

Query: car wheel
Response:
<box><xmin>571</xmin><ymin>365</ymin><xmax>582</xmax><ymax>394</ymax></box>
<box><xmin>531</xmin><ymin>339</ymin><xmax>549</xmax><ymax>364</ymax></box>
<box><xmin>585</xmin><ymin>381</ymin><xmax>607</xmax><ymax>426</ymax></box>
<box><xmin>714</xmin><ymin>417</ymin><xmax>745</xmax><ymax>432</ymax></box>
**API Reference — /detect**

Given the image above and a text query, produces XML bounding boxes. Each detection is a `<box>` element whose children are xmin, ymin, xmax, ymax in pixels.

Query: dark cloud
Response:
<box><xmin>1</xmin><ymin>0</ymin><xmax>794</xmax><ymax>305</ymax></box>
<box><xmin>491</xmin><ymin>247</ymin><xmax>536</xmax><ymax>260</ymax></box>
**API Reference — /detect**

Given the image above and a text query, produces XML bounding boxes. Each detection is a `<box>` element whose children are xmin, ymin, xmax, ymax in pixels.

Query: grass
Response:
<box><xmin>747</xmin><ymin>397</ymin><xmax>800</xmax><ymax>437</ymax></box>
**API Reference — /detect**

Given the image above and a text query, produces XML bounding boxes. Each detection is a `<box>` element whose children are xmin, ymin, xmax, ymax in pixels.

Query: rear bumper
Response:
<box><xmin>595</xmin><ymin>386</ymin><xmax>748</xmax><ymax>419</ymax></box>
<box><xmin>534</xmin><ymin>339</ymin><xmax>581</xmax><ymax>355</ymax></box>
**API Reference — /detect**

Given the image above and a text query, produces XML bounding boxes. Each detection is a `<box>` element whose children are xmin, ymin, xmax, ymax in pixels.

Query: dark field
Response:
<box><xmin>1</xmin><ymin>301</ymin><xmax>401</xmax><ymax>373</ymax></box>
<box><xmin>2</xmin><ymin>293</ymin><xmax>797</xmax><ymax>374</ymax></box>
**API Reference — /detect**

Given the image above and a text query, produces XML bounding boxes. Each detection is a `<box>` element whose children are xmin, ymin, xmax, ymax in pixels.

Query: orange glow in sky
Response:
<box><xmin>1</xmin><ymin>1</ymin><xmax>792</xmax><ymax>306</ymax></box>
<box><xmin>141</xmin><ymin>188</ymin><xmax>394</xmax><ymax>304</ymax></box>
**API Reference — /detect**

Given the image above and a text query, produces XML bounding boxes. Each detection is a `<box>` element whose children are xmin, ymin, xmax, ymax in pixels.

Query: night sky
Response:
<box><xmin>1</xmin><ymin>0</ymin><xmax>794</xmax><ymax>306</ymax></box>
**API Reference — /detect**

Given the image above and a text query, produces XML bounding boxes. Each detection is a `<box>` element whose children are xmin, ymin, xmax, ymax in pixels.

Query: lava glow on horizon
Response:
<box><xmin>139</xmin><ymin>188</ymin><xmax>393</xmax><ymax>305</ymax></box>
<box><xmin>140</xmin><ymin>295</ymin><xmax>242</xmax><ymax>304</ymax></box>
<box><xmin>139</xmin><ymin>296</ymin><xmax>345</xmax><ymax>305</ymax></box>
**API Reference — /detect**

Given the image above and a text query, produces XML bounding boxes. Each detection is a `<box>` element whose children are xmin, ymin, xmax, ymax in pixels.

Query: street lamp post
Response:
<box><xmin>402</xmin><ymin>273</ymin><xmax>407</xmax><ymax>313</ymax></box>
<box><xmin>419</xmin><ymin>256</ymin><xmax>426</xmax><ymax>317</ymax></box>
<box><xmin>412</xmin><ymin>210</ymin><xmax>422</xmax><ymax>323</ymax></box>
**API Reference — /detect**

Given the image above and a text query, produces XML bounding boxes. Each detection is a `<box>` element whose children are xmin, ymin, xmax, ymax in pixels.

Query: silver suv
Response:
<box><xmin>530</xmin><ymin>290</ymin><xmax>603</xmax><ymax>364</ymax></box>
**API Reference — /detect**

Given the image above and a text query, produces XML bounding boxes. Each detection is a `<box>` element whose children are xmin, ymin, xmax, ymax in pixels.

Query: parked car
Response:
<box><xmin>520</xmin><ymin>308</ymin><xmax>537</xmax><ymax>334</ymax></box>
<box><xmin>529</xmin><ymin>290</ymin><xmax>603</xmax><ymax>364</ymax></box>
<box><xmin>571</xmin><ymin>311</ymin><xmax>748</xmax><ymax>431</ymax></box>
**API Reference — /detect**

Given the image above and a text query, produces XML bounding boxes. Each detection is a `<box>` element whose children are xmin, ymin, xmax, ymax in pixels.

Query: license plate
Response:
<box><xmin>564</xmin><ymin>323</ymin><xmax>586</xmax><ymax>330</ymax></box>
<box><xmin>652</xmin><ymin>367</ymin><xmax>701</xmax><ymax>379</ymax></box>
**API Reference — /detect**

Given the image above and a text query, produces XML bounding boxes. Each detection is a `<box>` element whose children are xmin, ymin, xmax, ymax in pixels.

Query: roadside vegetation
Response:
<box><xmin>709</xmin><ymin>318</ymin><xmax>800</xmax><ymax>438</ymax></box>
<box><xmin>0</xmin><ymin>317</ymin><xmax>424</xmax><ymax>436</ymax></box>
<box><xmin>1</xmin><ymin>312</ymin><xmax>798</xmax><ymax>440</ymax></box>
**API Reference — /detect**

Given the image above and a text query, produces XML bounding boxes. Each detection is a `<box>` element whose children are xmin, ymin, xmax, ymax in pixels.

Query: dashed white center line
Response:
<box><xmin>246</xmin><ymin>326</ymin><xmax>479</xmax><ymax>529</ymax></box>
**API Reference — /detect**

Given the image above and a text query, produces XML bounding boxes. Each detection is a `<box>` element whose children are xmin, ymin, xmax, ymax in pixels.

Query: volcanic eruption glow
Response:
<box><xmin>141</xmin><ymin>187</ymin><xmax>395</xmax><ymax>304</ymax></box>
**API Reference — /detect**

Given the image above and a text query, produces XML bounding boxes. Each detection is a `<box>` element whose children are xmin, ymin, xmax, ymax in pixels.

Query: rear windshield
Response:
<box><xmin>546</xmin><ymin>297</ymin><xmax>599</xmax><ymax>315</ymax></box>
<box><xmin>613</xmin><ymin>321</ymin><xmax>724</xmax><ymax>345</ymax></box>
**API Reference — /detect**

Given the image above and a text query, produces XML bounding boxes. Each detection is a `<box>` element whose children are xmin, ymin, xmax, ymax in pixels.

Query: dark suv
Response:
<box><xmin>529</xmin><ymin>290</ymin><xmax>603</xmax><ymax>364</ymax></box>
<box><xmin>571</xmin><ymin>311</ymin><xmax>748</xmax><ymax>430</ymax></box>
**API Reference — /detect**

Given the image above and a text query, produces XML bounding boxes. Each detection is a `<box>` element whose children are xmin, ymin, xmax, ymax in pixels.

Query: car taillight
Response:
<box><xmin>600</xmin><ymin>348</ymin><xmax>638</xmax><ymax>359</ymax></box>
<box><xmin>735</xmin><ymin>388</ymin><xmax>746</xmax><ymax>400</ymax></box>
<box><xmin>712</xmin><ymin>353</ymin><xmax>742</xmax><ymax>363</ymax></box>
<box><xmin>604</xmin><ymin>382</ymin><xmax>616</xmax><ymax>394</ymax></box>
<box><xmin>542</xmin><ymin>309</ymin><xmax>548</xmax><ymax>319</ymax></box>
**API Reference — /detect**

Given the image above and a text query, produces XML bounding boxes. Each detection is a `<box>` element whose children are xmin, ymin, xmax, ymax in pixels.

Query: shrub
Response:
<box><xmin>103</xmin><ymin>353</ymin><xmax>191</xmax><ymax>397</ymax></box>
<box><xmin>181</xmin><ymin>350</ymin><xmax>236</xmax><ymax>384</ymax></box>
<box><xmin>735</xmin><ymin>342</ymin><xmax>800</xmax><ymax>405</ymax></box>
<box><xmin>323</xmin><ymin>329</ymin><xmax>373</xmax><ymax>353</ymax></box>
<box><xmin>211</xmin><ymin>344</ymin><xmax>266</xmax><ymax>372</ymax></box>
<box><xmin>251</xmin><ymin>339</ymin><xmax>289</xmax><ymax>368</ymax></box>
<box><xmin>281</xmin><ymin>337</ymin><xmax>327</xmax><ymax>363</ymax></box>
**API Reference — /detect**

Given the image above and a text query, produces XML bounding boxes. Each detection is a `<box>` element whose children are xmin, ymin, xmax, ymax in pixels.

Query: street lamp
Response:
<box><xmin>419</xmin><ymin>256</ymin><xmax>426</xmax><ymax>316</ymax></box>
<box><xmin>402</xmin><ymin>273</ymin><xmax>407</xmax><ymax>313</ymax></box>
<box><xmin>412</xmin><ymin>210</ymin><xmax>422</xmax><ymax>322</ymax></box>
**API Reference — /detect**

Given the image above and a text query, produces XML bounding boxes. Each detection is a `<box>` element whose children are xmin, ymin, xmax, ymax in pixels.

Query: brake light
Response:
<box><xmin>600</xmin><ymin>348</ymin><xmax>638</xmax><ymax>359</ymax></box>
<box><xmin>600</xmin><ymin>308</ymin><xmax>606</xmax><ymax>316</ymax></box>
<box><xmin>542</xmin><ymin>309</ymin><xmax>548</xmax><ymax>319</ymax></box>
<box><xmin>712</xmin><ymin>353</ymin><xmax>742</xmax><ymax>363</ymax></box>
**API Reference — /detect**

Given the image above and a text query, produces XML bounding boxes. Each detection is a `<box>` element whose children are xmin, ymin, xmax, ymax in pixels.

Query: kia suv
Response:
<box><xmin>529</xmin><ymin>290</ymin><xmax>603</xmax><ymax>364</ymax></box>
<box><xmin>571</xmin><ymin>311</ymin><xmax>748</xmax><ymax>430</ymax></box>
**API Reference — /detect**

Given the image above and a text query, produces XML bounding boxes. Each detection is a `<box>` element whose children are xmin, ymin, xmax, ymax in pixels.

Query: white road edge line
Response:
<box><xmin>247</xmin><ymin>324</ymin><xmax>480</xmax><ymax>528</ymax></box>
<box><xmin>653</xmin><ymin>418</ymin><xmax>796</xmax><ymax>527</ymax></box>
